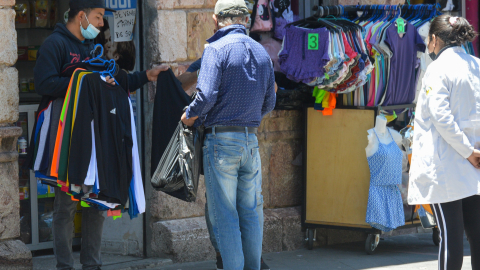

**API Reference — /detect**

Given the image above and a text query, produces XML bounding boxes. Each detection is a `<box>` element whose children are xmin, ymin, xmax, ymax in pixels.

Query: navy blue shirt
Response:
<box><xmin>186</xmin><ymin>25</ymin><xmax>276</xmax><ymax>128</ymax></box>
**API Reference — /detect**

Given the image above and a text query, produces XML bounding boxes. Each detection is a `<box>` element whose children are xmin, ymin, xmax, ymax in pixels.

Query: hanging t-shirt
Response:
<box><xmin>382</xmin><ymin>20</ymin><xmax>425</xmax><ymax>107</ymax></box>
<box><xmin>68</xmin><ymin>73</ymin><xmax>133</xmax><ymax>205</ymax></box>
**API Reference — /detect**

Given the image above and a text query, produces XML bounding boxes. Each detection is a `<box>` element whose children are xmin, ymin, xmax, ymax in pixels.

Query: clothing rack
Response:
<box><xmin>311</xmin><ymin>4</ymin><xmax>441</xmax><ymax>20</ymax></box>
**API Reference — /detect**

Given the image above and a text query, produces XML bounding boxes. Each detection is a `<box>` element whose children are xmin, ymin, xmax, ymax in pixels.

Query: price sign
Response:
<box><xmin>308</xmin><ymin>33</ymin><xmax>319</xmax><ymax>50</ymax></box>
<box><xmin>113</xmin><ymin>9</ymin><xmax>136</xmax><ymax>42</ymax></box>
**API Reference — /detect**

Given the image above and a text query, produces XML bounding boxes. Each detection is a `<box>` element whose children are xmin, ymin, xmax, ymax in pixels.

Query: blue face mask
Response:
<box><xmin>80</xmin><ymin>15</ymin><xmax>100</xmax><ymax>40</ymax></box>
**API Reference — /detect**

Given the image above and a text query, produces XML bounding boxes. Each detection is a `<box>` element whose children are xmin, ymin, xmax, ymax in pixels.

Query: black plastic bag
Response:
<box><xmin>151</xmin><ymin>121</ymin><xmax>203</xmax><ymax>202</ymax></box>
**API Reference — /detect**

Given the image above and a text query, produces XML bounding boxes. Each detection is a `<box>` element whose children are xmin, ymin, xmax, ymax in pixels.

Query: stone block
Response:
<box><xmin>0</xmin><ymin>9</ymin><xmax>17</xmax><ymax>66</ymax></box>
<box><xmin>151</xmin><ymin>216</ymin><xmax>215</xmax><ymax>263</ymax></box>
<box><xmin>267</xmin><ymin>140</ymin><xmax>302</xmax><ymax>208</ymax></box>
<box><xmin>154</xmin><ymin>0</ymin><xmax>205</xmax><ymax>9</ymax></box>
<box><xmin>262</xmin><ymin>209</ymin><xmax>282</xmax><ymax>253</ymax></box>
<box><xmin>262</xmin><ymin>130</ymin><xmax>303</xmax><ymax>142</ymax></box>
<box><xmin>154</xmin><ymin>0</ymin><xmax>174</xmax><ymax>9</ymax></box>
<box><xmin>151</xmin><ymin>10</ymin><xmax>187</xmax><ymax>63</ymax></box>
<box><xmin>0</xmin><ymin>0</ymin><xmax>15</xmax><ymax>6</ymax></box>
<box><xmin>0</xmin><ymin>240</ymin><xmax>32</xmax><ymax>270</ymax></box>
<box><xmin>0</xmin><ymin>67</ymin><xmax>19</xmax><ymax>124</ymax></box>
<box><xmin>0</xmin><ymin>152</ymin><xmax>18</xmax><ymax>163</ymax></box>
<box><xmin>151</xmin><ymin>207</ymin><xmax>305</xmax><ymax>262</ymax></box>
<box><xmin>264</xmin><ymin>207</ymin><xmax>304</xmax><ymax>251</ymax></box>
<box><xmin>326</xmin><ymin>228</ymin><xmax>367</xmax><ymax>245</ymax></box>
<box><xmin>174</xmin><ymin>0</ymin><xmax>204</xmax><ymax>9</ymax></box>
<box><xmin>204</xmin><ymin>0</ymin><xmax>217</xmax><ymax>8</ymax></box>
<box><xmin>0</xmin><ymin>161</ymin><xmax>20</xmax><ymax>240</ymax></box>
<box><xmin>278</xmin><ymin>207</ymin><xmax>304</xmax><ymax>251</ymax></box>
<box><xmin>187</xmin><ymin>12</ymin><xmax>215</xmax><ymax>60</ymax></box>
<box><xmin>150</xmin><ymin>175</ymin><xmax>207</xmax><ymax>221</ymax></box>
<box><xmin>0</xmin><ymin>126</ymin><xmax>22</xmax><ymax>153</ymax></box>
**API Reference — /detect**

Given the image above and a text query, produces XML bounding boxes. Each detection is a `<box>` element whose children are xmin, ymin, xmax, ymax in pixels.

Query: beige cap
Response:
<box><xmin>215</xmin><ymin>0</ymin><xmax>249</xmax><ymax>16</ymax></box>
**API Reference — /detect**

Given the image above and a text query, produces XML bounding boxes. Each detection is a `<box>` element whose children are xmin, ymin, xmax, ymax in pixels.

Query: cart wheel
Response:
<box><xmin>307</xmin><ymin>229</ymin><xmax>314</xmax><ymax>250</ymax></box>
<box><xmin>433</xmin><ymin>228</ymin><xmax>441</xmax><ymax>246</ymax></box>
<box><xmin>365</xmin><ymin>234</ymin><xmax>380</xmax><ymax>255</ymax></box>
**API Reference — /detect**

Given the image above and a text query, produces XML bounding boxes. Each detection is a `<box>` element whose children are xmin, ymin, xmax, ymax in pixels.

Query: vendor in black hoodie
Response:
<box><xmin>31</xmin><ymin>1</ymin><xmax>167</xmax><ymax>269</ymax></box>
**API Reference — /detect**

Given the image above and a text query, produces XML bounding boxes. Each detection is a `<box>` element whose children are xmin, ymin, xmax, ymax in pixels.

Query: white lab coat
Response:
<box><xmin>408</xmin><ymin>47</ymin><xmax>480</xmax><ymax>205</ymax></box>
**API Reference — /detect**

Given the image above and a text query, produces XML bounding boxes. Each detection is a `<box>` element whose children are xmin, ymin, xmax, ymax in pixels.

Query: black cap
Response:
<box><xmin>69</xmin><ymin>0</ymin><xmax>117</xmax><ymax>13</ymax></box>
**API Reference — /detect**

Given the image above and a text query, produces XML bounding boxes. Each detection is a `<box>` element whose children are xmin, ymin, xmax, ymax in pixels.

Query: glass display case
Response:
<box><xmin>17</xmin><ymin>105</ymin><xmax>81</xmax><ymax>251</ymax></box>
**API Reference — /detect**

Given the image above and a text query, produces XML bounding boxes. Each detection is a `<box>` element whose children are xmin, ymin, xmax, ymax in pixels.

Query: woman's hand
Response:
<box><xmin>467</xmin><ymin>149</ymin><xmax>480</xmax><ymax>168</ymax></box>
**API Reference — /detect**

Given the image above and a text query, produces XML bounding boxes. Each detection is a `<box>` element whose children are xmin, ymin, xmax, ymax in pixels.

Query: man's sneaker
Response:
<box><xmin>216</xmin><ymin>254</ymin><xmax>224</xmax><ymax>270</ymax></box>
<box><xmin>261</xmin><ymin>257</ymin><xmax>271</xmax><ymax>270</ymax></box>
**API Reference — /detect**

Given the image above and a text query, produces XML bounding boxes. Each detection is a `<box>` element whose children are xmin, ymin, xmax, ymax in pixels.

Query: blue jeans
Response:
<box><xmin>205</xmin><ymin>169</ymin><xmax>264</xmax><ymax>254</ymax></box>
<box><xmin>203</xmin><ymin>129</ymin><xmax>263</xmax><ymax>270</ymax></box>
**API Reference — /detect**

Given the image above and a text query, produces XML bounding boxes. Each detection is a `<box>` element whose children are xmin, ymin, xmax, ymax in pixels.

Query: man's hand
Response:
<box><xmin>105</xmin><ymin>76</ymin><xmax>116</xmax><ymax>85</ymax></box>
<box><xmin>275</xmin><ymin>82</ymin><xmax>278</xmax><ymax>93</ymax></box>
<box><xmin>181</xmin><ymin>112</ymin><xmax>198</xmax><ymax>127</ymax></box>
<box><xmin>467</xmin><ymin>149</ymin><xmax>480</xmax><ymax>168</ymax></box>
<box><xmin>147</xmin><ymin>65</ymin><xmax>170</xmax><ymax>82</ymax></box>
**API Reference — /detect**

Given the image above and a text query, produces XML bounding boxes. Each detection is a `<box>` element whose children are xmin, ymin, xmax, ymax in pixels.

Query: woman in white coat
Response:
<box><xmin>409</xmin><ymin>15</ymin><xmax>480</xmax><ymax>270</ymax></box>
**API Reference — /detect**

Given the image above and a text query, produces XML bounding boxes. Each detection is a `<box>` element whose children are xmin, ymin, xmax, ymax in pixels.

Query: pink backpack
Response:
<box><xmin>250</xmin><ymin>0</ymin><xmax>274</xmax><ymax>32</ymax></box>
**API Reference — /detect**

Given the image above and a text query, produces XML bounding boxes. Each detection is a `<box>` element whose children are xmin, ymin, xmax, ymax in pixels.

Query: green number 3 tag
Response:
<box><xmin>308</xmin><ymin>33</ymin><xmax>319</xmax><ymax>50</ymax></box>
<box><xmin>396</xmin><ymin>18</ymin><xmax>405</xmax><ymax>34</ymax></box>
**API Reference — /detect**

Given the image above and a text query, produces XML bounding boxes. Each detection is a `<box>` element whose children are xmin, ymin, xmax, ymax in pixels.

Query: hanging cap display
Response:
<box><xmin>69</xmin><ymin>0</ymin><xmax>117</xmax><ymax>13</ymax></box>
<box><xmin>214</xmin><ymin>0</ymin><xmax>249</xmax><ymax>16</ymax></box>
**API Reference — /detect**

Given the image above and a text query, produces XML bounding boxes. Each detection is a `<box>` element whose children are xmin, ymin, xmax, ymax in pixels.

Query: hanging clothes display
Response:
<box><xmin>336</xmin><ymin>5</ymin><xmax>445</xmax><ymax>108</ymax></box>
<box><xmin>279</xmin><ymin>18</ymin><xmax>373</xmax><ymax>94</ymax></box>
<box><xmin>30</xmin><ymin>45</ymin><xmax>145</xmax><ymax>219</ymax></box>
<box><xmin>277</xmin><ymin>12</ymin><xmax>375</xmax><ymax>115</ymax></box>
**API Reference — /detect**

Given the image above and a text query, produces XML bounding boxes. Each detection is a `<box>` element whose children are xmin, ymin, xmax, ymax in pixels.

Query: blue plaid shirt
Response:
<box><xmin>186</xmin><ymin>24</ymin><xmax>276</xmax><ymax>128</ymax></box>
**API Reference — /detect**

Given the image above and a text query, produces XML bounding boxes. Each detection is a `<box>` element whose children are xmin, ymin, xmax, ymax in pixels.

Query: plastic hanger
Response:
<box><xmin>85</xmin><ymin>44</ymin><xmax>120</xmax><ymax>85</ymax></box>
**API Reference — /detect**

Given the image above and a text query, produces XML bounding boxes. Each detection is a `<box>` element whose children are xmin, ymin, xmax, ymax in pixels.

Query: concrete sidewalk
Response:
<box><xmin>32</xmin><ymin>252</ymin><xmax>173</xmax><ymax>270</ymax></box>
<box><xmin>33</xmin><ymin>232</ymin><xmax>472</xmax><ymax>270</ymax></box>
<box><xmin>152</xmin><ymin>233</ymin><xmax>471</xmax><ymax>270</ymax></box>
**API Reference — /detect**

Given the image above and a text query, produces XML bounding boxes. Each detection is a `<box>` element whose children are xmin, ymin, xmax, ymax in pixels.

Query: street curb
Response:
<box><xmin>102</xmin><ymin>258</ymin><xmax>173</xmax><ymax>270</ymax></box>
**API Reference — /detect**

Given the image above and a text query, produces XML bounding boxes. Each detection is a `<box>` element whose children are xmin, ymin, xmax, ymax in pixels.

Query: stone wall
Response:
<box><xmin>0</xmin><ymin>1</ymin><xmax>33</xmax><ymax>269</ymax></box>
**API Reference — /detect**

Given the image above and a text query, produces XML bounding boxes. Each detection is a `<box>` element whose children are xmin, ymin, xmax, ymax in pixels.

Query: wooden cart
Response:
<box><xmin>302</xmin><ymin>105</ymin><xmax>439</xmax><ymax>254</ymax></box>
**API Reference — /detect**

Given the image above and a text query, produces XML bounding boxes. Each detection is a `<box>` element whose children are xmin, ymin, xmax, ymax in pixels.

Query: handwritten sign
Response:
<box><xmin>113</xmin><ymin>9</ymin><xmax>136</xmax><ymax>42</ymax></box>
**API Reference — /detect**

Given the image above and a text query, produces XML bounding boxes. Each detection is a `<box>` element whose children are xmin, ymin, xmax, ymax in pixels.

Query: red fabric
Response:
<box><xmin>107</xmin><ymin>209</ymin><xmax>122</xmax><ymax>217</ymax></box>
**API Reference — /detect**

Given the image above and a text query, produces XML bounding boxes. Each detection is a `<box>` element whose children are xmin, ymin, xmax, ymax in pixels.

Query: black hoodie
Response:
<box><xmin>27</xmin><ymin>23</ymin><xmax>148</xmax><ymax>169</ymax></box>
<box><xmin>34</xmin><ymin>23</ymin><xmax>148</xmax><ymax>98</ymax></box>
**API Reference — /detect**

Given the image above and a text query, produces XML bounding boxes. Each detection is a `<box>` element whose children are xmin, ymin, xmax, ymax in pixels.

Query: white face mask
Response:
<box><xmin>80</xmin><ymin>15</ymin><xmax>100</xmax><ymax>39</ymax></box>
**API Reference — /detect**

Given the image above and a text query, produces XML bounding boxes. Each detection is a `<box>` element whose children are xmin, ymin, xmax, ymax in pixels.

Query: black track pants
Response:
<box><xmin>432</xmin><ymin>195</ymin><xmax>480</xmax><ymax>270</ymax></box>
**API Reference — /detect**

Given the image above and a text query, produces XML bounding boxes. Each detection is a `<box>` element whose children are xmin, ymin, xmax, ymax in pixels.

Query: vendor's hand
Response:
<box><xmin>275</xmin><ymin>82</ymin><xmax>278</xmax><ymax>93</ymax></box>
<box><xmin>181</xmin><ymin>112</ymin><xmax>198</xmax><ymax>127</ymax></box>
<box><xmin>147</xmin><ymin>65</ymin><xmax>169</xmax><ymax>82</ymax></box>
<box><xmin>467</xmin><ymin>149</ymin><xmax>480</xmax><ymax>169</ymax></box>
<box><xmin>105</xmin><ymin>76</ymin><xmax>116</xmax><ymax>85</ymax></box>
